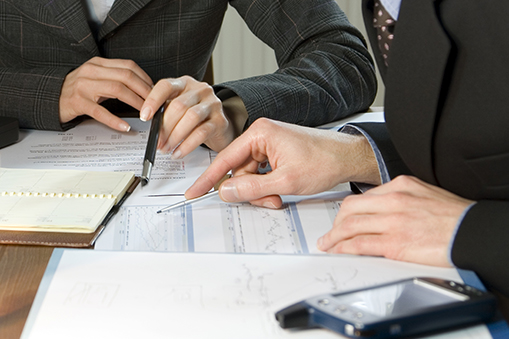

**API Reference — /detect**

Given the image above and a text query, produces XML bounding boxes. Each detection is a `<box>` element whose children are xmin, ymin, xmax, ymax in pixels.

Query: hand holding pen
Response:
<box><xmin>137</xmin><ymin>76</ymin><xmax>238</xmax><ymax>160</ymax></box>
<box><xmin>157</xmin><ymin>174</ymin><xmax>231</xmax><ymax>213</ymax></box>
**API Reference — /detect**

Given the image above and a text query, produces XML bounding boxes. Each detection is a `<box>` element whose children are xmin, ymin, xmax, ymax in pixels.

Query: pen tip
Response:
<box><xmin>141</xmin><ymin>178</ymin><xmax>148</xmax><ymax>187</ymax></box>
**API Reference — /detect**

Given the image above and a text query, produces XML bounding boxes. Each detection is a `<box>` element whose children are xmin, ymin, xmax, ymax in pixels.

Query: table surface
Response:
<box><xmin>1</xmin><ymin>245</ymin><xmax>509</xmax><ymax>339</ymax></box>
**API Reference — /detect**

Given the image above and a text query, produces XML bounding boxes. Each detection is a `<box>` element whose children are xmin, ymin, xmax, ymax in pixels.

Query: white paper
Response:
<box><xmin>21</xmin><ymin>250</ymin><xmax>492</xmax><ymax>339</ymax></box>
<box><xmin>0</xmin><ymin>118</ymin><xmax>214</xmax><ymax>203</ymax></box>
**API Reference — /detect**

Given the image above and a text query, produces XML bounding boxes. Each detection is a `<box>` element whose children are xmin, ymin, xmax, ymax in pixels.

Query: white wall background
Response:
<box><xmin>212</xmin><ymin>0</ymin><xmax>384</xmax><ymax>106</ymax></box>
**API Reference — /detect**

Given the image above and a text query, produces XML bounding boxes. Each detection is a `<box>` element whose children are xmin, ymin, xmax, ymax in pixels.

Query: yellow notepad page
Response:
<box><xmin>0</xmin><ymin>168</ymin><xmax>135</xmax><ymax>233</ymax></box>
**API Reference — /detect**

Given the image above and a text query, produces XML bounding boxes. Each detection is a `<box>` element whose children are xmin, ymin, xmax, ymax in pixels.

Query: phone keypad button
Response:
<box><xmin>334</xmin><ymin>305</ymin><xmax>347</xmax><ymax>314</ymax></box>
<box><xmin>318</xmin><ymin>299</ymin><xmax>330</xmax><ymax>306</ymax></box>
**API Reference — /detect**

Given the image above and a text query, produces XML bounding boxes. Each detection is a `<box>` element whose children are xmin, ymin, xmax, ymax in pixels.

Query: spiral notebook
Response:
<box><xmin>0</xmin><ymin>168</ymin><xmax>138</xmax><ymax>247</ymax></box>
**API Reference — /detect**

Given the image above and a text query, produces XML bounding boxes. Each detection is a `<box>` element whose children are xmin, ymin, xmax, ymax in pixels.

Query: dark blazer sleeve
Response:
<box><xmin>452</xmin><ymin>202</ymin><xmax>509</xmax><ymax>297</ymax></box>
<box><xmin>216</xmin><ymin>0</ymin><xmax>377</xmax><ymax>129</ymax></box>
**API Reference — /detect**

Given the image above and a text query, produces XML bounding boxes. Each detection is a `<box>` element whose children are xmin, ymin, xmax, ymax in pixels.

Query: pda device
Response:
<box><xmin>275</xmin><ymin>277</ymin><xmax>497</xmax><ymax>338</ymax></box>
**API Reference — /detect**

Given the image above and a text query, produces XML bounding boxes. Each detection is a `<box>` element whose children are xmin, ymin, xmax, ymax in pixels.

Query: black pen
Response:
<box><xmin>141</xmin><ymin>104</ymin><xmax>165</xmax><ymax>186</ymax></box>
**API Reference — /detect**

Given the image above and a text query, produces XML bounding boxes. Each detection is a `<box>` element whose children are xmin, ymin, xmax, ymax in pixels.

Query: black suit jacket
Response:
<box><xmin>0</xmin><ymin>0</ymin><xmax>376</xmax><ymax>131</ymax></box>
<box><xmin>360</xmin><ymin>0</ymin><xmax>509</xmax><ymax>297</ymax></box>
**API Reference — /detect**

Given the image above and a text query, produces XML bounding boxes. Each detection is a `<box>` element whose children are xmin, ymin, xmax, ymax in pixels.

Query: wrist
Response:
<box><xmin>333</xmin><ymin>132</ymin><xmax>381</xmax><ymax>186</ymax></box>
<box><xmin>221</xmin><ymin>95</ymin><xmax>248</xmax><ymax>139</ymax></box>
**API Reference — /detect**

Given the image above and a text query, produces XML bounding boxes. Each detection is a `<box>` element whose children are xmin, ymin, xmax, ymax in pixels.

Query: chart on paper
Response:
<box><xmin>96</xmin><ymin>198</ymin><xmax>342</xmax><ymax>254</ymax></box>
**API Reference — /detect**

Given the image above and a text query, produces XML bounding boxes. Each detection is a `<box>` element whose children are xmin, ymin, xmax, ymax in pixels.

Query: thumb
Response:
<box><xmin>219</xmin><ymin>176</ymin><xmax>284</xmax><ymax>209</ymax></box>
<box><xmin>218</xmin><ymin>172</ymin><xmax>284</xmax><ymax>203</ymax></box>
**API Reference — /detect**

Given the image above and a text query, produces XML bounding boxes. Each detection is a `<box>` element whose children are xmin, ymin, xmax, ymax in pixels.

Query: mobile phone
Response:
<box><xmin>275</xmin><ymin>277</ymin><xmax>497</xmax><ymax>338</ymax></box>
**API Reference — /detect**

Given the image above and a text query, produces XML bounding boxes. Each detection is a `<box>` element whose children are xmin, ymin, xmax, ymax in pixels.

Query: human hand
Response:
<box><xmin>317</xmin><ymin>175</ymin><xmax>474</xmax><ymax>267</ymax></box>
<box><xmin>139</xmin><ymin>76</ymin><xmax>237</xmax><ymax>158</ymax></box>
<box><xmin>59</xmin><ymin>57</ymin><xmax>154</xmax><ymax>131</ymax></box>
<box><xmin>186</xmin><ymin>118</ymin><xmax>380</xmax><ymax>209</ymax></box>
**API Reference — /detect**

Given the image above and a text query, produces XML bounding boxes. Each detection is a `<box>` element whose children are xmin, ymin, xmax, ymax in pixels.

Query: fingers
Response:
<box><xmin>75</xmin><ymin>58</ymin><xmax>153</xmax><ymax>104</ymax></box>
<box><xmin>186</xmin><ymin>124</ymin><xmax>270</xmax><ymax>198</ymax></box>
<box><xmin>79</xmin><ymin>99</ymin><xmax>132</xmax><ymax>132</ymax></box>
<box><xmin>60</xmin><ymin>57</ymin><xmax>154</xmax><ymax>132</ymax></box>
<box><xmin>139</xmin><ymin>78</ymin><xmax>186</xmax><ymax>122</ymax></box>
<box><xmin>88</xmin><ymin>57</ymin><xmax>153</xmax><ymax>88</ymax></box>
<box><xmin>140</xmin><ymin>76</ymin><xmax>232</xmax><ymax>158</ymax></box>
<box><xmin>315</xmin><ymin>175</ymin><xmax>469</xmax><ymax>267</ymax></box>
<box><xmin>317</xmin><ymin>210</ymin><xmax>393</xmax><ymax>252</ymax></box>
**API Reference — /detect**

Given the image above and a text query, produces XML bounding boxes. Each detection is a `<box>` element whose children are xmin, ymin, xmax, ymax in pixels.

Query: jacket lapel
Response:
<box><xmin>98</xmin><ymin>0</ymin><xmax>153</xmax><ymax>41</ymax></box>
<box><xmin>384</xmin><ymin>0</ymin><xmax>451</xmax><ymax>185</ymax></box>
<box><xmin>45</xmin><ymin>0</ymin><xmax>99</xmax><ymax>56</ymax></box>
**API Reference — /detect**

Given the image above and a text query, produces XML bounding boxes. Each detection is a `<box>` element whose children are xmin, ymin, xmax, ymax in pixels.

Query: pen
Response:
<box><xmin>157</xmin><ymin>190</ymin><xmax>219</xmax><ymax>213</ymax></box>
<box><xmin>141</xmin><ymin>104</ymin><xmax>165</xmax><ymax>186</ymax></box>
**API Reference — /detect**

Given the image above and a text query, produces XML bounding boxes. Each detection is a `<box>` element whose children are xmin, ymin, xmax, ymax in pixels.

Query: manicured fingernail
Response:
<box><xmin>220</xmin><ymin>182</ymin><xmax>239</xmax><ymax>202</ymax></box>
<box><xmin>140</xmin><ymin>107</ymin><xmax>151</xmax><ymax>122</ymax></box>
<box><xmin>121</xmin><ymin>123</ymin><xmax>131</xmax><ymax>132</ymax></box>
<box><xmin>170</xmin><ymin>150</ymin><xmax>182</xmax><ymax>160</ymax></box>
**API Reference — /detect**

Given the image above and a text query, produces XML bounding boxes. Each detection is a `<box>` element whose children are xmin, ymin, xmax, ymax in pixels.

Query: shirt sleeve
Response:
<box><xmin>339</xmin><ymin>124</ymin><xmax>390</xmax><ymax>193</ymax></box>
<box><xmin>339</xmin><ymin>123</ymin><xmax>475</xmax><ymax>269</ymax></box>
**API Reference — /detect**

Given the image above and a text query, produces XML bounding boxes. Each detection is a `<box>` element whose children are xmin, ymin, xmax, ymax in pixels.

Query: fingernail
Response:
<box><xmin>170</xmin><ymin>150</ymin><xmax>182</xmax><ymax>160</ymax></box>
<box><xmin>220</xmin><ymin>182</ymin><xmax>239</xmax><ymax>202</ymax></box>
<box><xmin>121</xmin><ymin>123</ymin><xmax>131</xmax><ymax>132</ymax></box>
<box><xmin>140</xmin><ymin>107</ymin><xmax>151</xmax><ymax>122</ymax></box>
<box><xmin>317</xmin><ymin>237</ymin><xmax>324</xmax><ymax>250</ymax></box>
<box><xmin>262</xmin><ymin>201</ymin><xmax>277</xmax><ymax>209</ymax></box>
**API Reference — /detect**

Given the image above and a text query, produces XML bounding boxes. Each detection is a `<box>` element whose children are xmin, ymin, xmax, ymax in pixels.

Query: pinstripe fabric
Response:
<box><xmin>0</xmin><ymin>0</ymin><xmax>376</xmax><ymax>130</ymax></box>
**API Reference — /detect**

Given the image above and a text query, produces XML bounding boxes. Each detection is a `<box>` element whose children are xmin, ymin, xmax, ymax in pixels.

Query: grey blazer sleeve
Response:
<box><xmin>0</xmin><ymin>67</ymin><xmax>73</xmax><ymax>131</ymax></box>
<box><xmin>217</xmin><ymin>0</ymin><xmax>377</xmax><ymax>128</ymax></box>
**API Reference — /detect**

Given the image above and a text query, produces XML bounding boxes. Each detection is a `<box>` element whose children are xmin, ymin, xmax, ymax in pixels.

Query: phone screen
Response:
<box><xmin>333</xmin><ymin>279</ymin><xmax>469</xmax><ymax>318</ymax></box>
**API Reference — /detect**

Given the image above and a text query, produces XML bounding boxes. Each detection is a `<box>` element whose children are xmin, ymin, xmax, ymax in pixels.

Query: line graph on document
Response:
<box><xmin>220</xmin><ymin>203</ymin><xmax>307</xmax><ymax>254</ymax></box>
<box><xmin>115</xmin><ymin>205</ymin><xmax>189</xmax><ymax>252</ymax></box>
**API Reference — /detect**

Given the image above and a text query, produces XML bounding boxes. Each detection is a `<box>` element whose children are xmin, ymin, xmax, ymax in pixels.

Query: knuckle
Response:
<box><xmin>119</xmin><ymin>68</ymin><xmax>135</xmax><ymax>82</ymax></box>
<box><xmin>170</xmin><ymin>98</ymin><xmax>187</xmax><ymax>112</ymax></box>
<box><xmin>180</xmin><ymin>75</ymin><xmax>194</xmax><ymax>83</ymax></box>
<box><xmin>88</xmin><ymin>106</ymin><xmax>105</xmax><ymax>120</ymax></box>
<box><xmin>73</xmin><ymin>78</ymin><xmax>90</xmax><ymax>94</ymax></box>
<box><xmin>79</xmin><ymin>63</ymin><xmax>95</xmax><ymax>75</ymax></box>
<box><xmin>197</xmin><ymin>82</ymin><xmax>214</xmax><ymax>94</ymax></box>
<box><xmin>89</xmin><ymin>56</ymin><xmax>102</xmax><ymax>64</ymax></box>
<box><xmin>250</xmin><ymin>118</ymin><xmax>274</xmax><ymax>136</ymax></box>
<box><xmin>392</xmin><ymin>175</ymin><xmax>417</xmax><ymax>187</ymax></box>
<box><xmin>123</xmin><ymin>59</ymin><xmax>137</xmax><ymax>69</ymax></box>
<box><xmin>186</xmin><ymin>106</ymin><xmax>204</xmax><ymax>124</ymax></box>
<box><xmin>386</xmin><ymin>191</ymin><xmax>408</xmax><ymax>205</ymax></box>
<box><xmin>340</xmin><ymin>216</ymin><xmax>358</xmax><ymax>234</ymax></box>
<box><xmin>193</xmin><ymin>124</ymin><xmax>212</xmax><ymax>141</ymax></box>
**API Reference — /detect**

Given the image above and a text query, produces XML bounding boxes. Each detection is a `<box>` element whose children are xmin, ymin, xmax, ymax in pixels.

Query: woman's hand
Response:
<box><xmin>139</xmin><ymin>76</ymin><xmax>237</xmax><ymax>158</ymax></box>
<box><xmin>60</xmin><ymin>57</ymin><xmax>153</xmax><ymax>131</ymax></box>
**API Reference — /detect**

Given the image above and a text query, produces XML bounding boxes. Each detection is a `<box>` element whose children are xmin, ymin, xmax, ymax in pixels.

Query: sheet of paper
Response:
<box><xmin>21</xmin><ymin>249</ymin><xmax>494</xmax><ymax>339</ymax></box>
<box><xmin>0</xmin><ymin>118</ymin><xmax>214</xmax><ymax>202</ymax></box>
<box><xmin>95</xmin><ymin>191</ymin><xmax>350</xmax><ymax>254</ymax></box>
